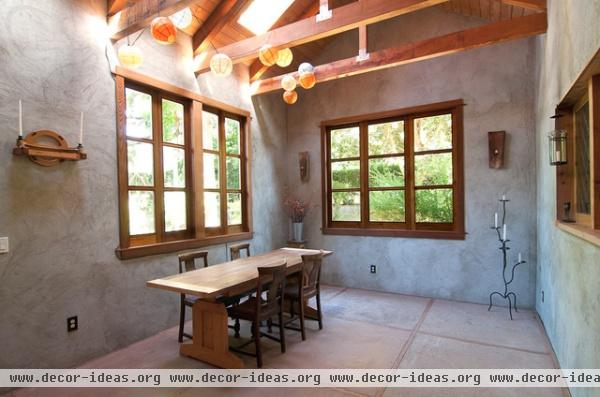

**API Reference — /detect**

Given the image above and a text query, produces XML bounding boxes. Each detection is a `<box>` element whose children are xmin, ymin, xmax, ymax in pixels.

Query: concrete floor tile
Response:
<box><xmin>419</xmin><ymin>300</ymin><xmax>549</xmax><ymax>353</ymax></box>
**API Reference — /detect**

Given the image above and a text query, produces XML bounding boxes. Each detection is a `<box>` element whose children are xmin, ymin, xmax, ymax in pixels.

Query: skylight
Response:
<box><xmin>238</xmin><ymin>0</ymin><xmax>294</xmax><ymax>35</ymax></box>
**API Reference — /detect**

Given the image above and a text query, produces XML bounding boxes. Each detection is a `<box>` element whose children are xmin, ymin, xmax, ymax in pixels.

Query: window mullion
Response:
<box><xmin>218</xmin><ymin>112</ymin><xmax>228</xmax><ymax>234</ymax></box>
<box><xmin>153</xmin><ymin>93</ymin><xmax>165</xmax><ymax>242</ymax></box>
<box><xmin>406</xmin><ymin>116</ymin><xmax>416</xmax><ymax>230</ymax></box>
<box><xmin>360</xmin><ymin>122</ymin><xmax>369</xmax><ymax>227</ymax></box>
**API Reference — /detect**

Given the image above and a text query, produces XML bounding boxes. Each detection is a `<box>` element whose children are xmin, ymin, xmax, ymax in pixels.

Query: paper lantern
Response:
<box><xmin>298</xmin><ymin>72</ymin><xmax>316</xmax><ymax>89</ymax></box>
<box><xmin>283</xmin><ymin>90</ymin><xmax>298</xmax><ymax>104</ymax></box>
<box><xmin>298</xmin><ymin>62</ymin><xmax>314</xmax><ymax>74</ymax></box>
<box><xmin>151</xmin><ymin>17</ymin><xmax>177</xmax><ymax>45</ymax></box>
<box><xmin>276</xmin><ymin>48</ymin><xmax>293</xmax><ymax>67</ymax></box>
<box><xmin>210</xmin><ymin>53</ymin><xmax>233</xmax><ymax>76</ymax></box>
<box><xmin>281</xmin><ymin>75</ymin><xmax>297</xmax><ymax>91</ymax></box>
<box><xmin>258</xmin><ymin>45</ymin><xmax>278</xmax><ymax>67</ymax></box>
<box><xmin>118</xmin><ymin>45</ymin><xmax>143</xmax><ymax>69</ymax></box>
<box><xmin>169</xmin><ymin>7</ymin><xmax>193</xmax><ymax>30</ymax></box>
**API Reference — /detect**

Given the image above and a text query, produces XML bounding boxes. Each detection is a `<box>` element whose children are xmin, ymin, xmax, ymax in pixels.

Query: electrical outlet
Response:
<box><xmin>0</xmin><ymin>237</ymin><xmax>8</xmax><ymax>254</ymax></box>
<box><xmin>370</xmin><ymin>265</ymin><xmax>377</xmax><ymax>274</ymax></box>
<box><xmin>67</xmin><ymin>316</ymin><xmax>78</xmax><ymax>332</ymax></box>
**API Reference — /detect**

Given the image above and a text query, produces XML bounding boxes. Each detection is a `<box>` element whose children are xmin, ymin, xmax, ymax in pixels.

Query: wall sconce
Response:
<box><xmin>299</xmin><ymin>151</ymin><xmax>309</xmax><ymax>182</ymax></box>
<box><xmin>548</xmin><ymin>129</ymin><xmax>567</xmax><ymax>166</ymax></box>
<box><xmin>488</xmin><ymin>131</ymin><xmax>505</xmax><ymax>169</ymax></box>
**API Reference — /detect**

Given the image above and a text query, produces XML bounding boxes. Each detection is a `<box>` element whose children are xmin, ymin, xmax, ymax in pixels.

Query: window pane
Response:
<box><xmin>415</xmin><ymin>153</ymin><xmax>452</xmax><ymax>186</ymax></box>
<box><xmin>226</xmin><ymin>156</ymin><xmax>240</xmax><ymax>190</ymax></box>
<box><xmin>128</xmin><ymin>191</ymin><xmax>155</xmax><ymax>235</ymax></box>
<box><xmin>369</xmin><ymin>190</ymin><xmax>405</xmax><ymax>222</ymax></box>
<box><xmin>125</xmin><ymin>88</ymin><xmax>152</xmax><ymax>139</ymax></box>
<box><xmin>202</xmin><ymin>111</ymin><xmax>219</xmax><ymax>150</ymax></box>
<box><xmin>331</xmin><ymin>126</ymin><xmax>359</xmax><ymax>159</ymax></box>
<box><xmin>414</xmin><ymin>114</ymin><xmax>452</xmax><ymax>152</ymax></box>
<box><xmin>225</xmin><ymin>118</ymin><xmax>241</xmax><ymax>154</ymax></box>
<box><xmin>227</xmin><ymin>193</ymin><xmax>242</xmax><ymax>225</ymax></box>
<box><xmin>331</xmin><ymin>160</ymin><xmax>360</xmax><ymax>189</ymax></box>
<box><xmin>368</xmin><ymin>121</ymin><xmax>404</xmax><ymax>155</ymax></box>
<box><xmin>204</xmin><ymin>192</ymin><xmax>221</xmax><ymax>227</ymax></box>
<box><xmin>163</xmin><ymin>147</ymin><xmax>185</xmax><ymax>188</ymax></box>
<box><xmin>575</xmin><ymin>102</ymin><xmax>591</xmax><ymax>214</ymax></box>
<box><xmin>164</xmin><ymin>191</ymin><xmax>187</xmax><ymax>232</ymax></box>
<box><xmin>162</xmin><ymin>99</ymin><xmax>184</xmax><ymax>145</ymax></box>
<box><xmin>203</xmin><ymin>153</ymin><xmax>220</xmax><ymax>189</ymax></box>
<box><xmin>369</xmin><ymin>157</ymin><xmax>404</xmax><ymax>187</ymax></box>
<box><xmin>415</xmin><ymin>189</ymin><xmax>453</xmax><ymax>223</ymax></box>
<box><xmin>332</xmin><ymin>192</ymin><xmax>360</xmax><ymax>221</ymax></box>
<box><xmin>127</xmin><ymin>140</ymin><xmax>154</xmax><ymax>186</ymax></box>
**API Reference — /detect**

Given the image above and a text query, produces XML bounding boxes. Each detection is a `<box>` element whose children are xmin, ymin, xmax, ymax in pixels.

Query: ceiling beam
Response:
<box><xmin>108</xmin><ymin>0</ymin><xmax>199</xmax><ymax>41</ymax></box>
<box><xmin>501</xmin><ymin>0</ymin><xmax>546</xmax><ymax>11</ymax></box>
<box><xmin>195</xmin><ymin>0</ymin><xmax>450</xmax><ymax>73</ymax></box>
<box><xmin>248</xmin><ymin>1</ymin><xmax>322</xmax><ymax>82</ymax></box>
<box><xmin>108</xmin><ymin>0</ymin><xmax>137</xmax><ymax>16</ymax></box>
<box><xmin>192</xmin><ymin>0</ymin><xmax>250</xmax><ymax>55</ymax></box>
<box><xmin>251</xmin><ymin>12</ymin><xmax>547</xmax><ymax>95</ymax></box>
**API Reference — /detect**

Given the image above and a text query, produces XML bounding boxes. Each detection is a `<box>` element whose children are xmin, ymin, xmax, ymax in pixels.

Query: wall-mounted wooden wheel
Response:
<box><xmin>24</xmin><ymin>130</ymin><xmax>68</xmax><ymax>167</ymax></box>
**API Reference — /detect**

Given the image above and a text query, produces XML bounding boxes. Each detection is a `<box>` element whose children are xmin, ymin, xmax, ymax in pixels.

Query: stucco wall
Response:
<box><xmin>534</xmin><ymin>1</ymin><xmax>600</xmax><ymax>395</ymax></box>
<box><xmin>285</xmin><ymin>7</ymin><xmax>538</xmax><ymax>307</ymax></box>
<box><xmin>0</xmin><ymin>0</ymin><xmax>287</xmax><ymax>369</ymax></box>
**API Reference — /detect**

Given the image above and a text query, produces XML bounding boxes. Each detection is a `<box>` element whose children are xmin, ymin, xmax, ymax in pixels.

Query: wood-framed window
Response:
<box><xmin>321</xmin><ymin>99</ymin><xmax>465</xmax><ymax>239</ymax></box>
<box><xmin>114</xmin><ymin>69</ymin><xmax>252</xmax><ymax>259</ymax></box>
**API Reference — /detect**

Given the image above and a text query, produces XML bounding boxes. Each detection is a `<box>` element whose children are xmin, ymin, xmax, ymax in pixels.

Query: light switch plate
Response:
<box><xmin>0</xmin><ymin>237</ymin><xmax>8</xmax><ymax>254</ymax></box>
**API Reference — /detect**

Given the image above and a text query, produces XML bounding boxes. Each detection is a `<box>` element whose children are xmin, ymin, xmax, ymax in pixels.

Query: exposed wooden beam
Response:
<box><xmin>248</xmin><ymin>1</ymin><xmax>322</xmax><ymax>82</ymax></box>
<box><xmin>501</xmin><ymin>0</ymin><xmax>546</xmax><ymax>11</ymax></box>
<box><xmin>108</xmin><ymin>0</ymin><xmax>199</xmax><ymax>41</ymax></box>
<box><xmin>108</xmin><ymin>0</ymin><xmax>134</xmax><ymax>16</ymax></box>
<box><xmin>252</xmin><ymin>12</ymin><xmax>547</xmax><ymax>95</ymax></box>
<box><xmin>195</xmin><ymin>0</ymin><xmax>450</xmax><ymax>73</ymax></box>
<box><xmin>192</xmin><ymin>0</ymin><xmax>250</xmax><ymax>55</ymax></box>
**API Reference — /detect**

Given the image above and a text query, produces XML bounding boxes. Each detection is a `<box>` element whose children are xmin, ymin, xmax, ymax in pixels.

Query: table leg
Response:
<box><xmin>179</xmin><ymin>300</ymin><xmax>244</xmax><ymax>368</ymax></box>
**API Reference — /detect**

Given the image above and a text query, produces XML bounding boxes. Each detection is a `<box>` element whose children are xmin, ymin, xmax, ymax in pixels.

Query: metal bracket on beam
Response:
<box><xmin>316</xmin><ymin>5</ymin><xmax>332</xmax><ymax>22</ymax></box>
<box><xmin>356</xmin><ymin>48</ymin><xmax>370</xmax><ymax>62</ymax></box>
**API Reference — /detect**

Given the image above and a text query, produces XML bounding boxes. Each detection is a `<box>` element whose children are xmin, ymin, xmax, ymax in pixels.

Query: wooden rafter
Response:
<box><xmin>195</xmin><ymin>0</ymin><xmax>451</xmax><ymax>73</ymax></box>
<box><xmin>108</xmin><ymin>0</ymin><xmax>137</xmax><ymax>16</ymax></box>
<box><xmin>108</xmin><ymin>0</ymin><xmax>199</xmax><ymax>41</ymax></box>
<box><xmin>251</xmin><ymin>12</ymin><xmax>547</xmax><ymax>95</ymax></box>
<box><xmin>501</xmin><ymin>0</ymin><xmax>546</xmax><ymax>11</ymax></box>
<box><xmin>192</xmin><ymin>0</ymin><xmax>250</xmax><ymax>55</ymax></box>
<box><xmin>248</xmin><ymin>1</ymin><xmax>322</xmax><ymax>82</ymax></box>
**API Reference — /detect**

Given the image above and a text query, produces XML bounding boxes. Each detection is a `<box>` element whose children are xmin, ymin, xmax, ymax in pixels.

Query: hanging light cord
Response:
<box><xmin>127</xmin><ymin>29</ymin><xmax>145</xmax><ymax>46</ymax></box>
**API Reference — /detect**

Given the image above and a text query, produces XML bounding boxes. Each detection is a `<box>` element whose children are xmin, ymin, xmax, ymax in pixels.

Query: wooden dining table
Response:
<box><xmin>147</xmin><ymin>247</ymin><xmax>333</xmax><ymax>368</ymax></box>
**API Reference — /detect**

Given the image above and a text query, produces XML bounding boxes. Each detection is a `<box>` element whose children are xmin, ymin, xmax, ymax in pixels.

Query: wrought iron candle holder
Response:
<box><xmin>488</xmin><ymin>197</ymin><xmax>526</xmax><ymax>320</ymax></box>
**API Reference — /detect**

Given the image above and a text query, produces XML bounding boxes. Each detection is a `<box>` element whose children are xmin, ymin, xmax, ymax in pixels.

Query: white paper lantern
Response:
<box><xmin>169</xmin><ymin>8</ymin><xmax>193</xmax><ymax>30</ymax></box>
<box><xmin>118</xmin><ymin>45</ymin><xmax>143</xmax><ymax>69</ymax></box>
<box><xmin>276</xmin><ymin>48</ymin><xmax>293</xmax><ymax>67</ymax></box>
<box><xmin>210</xmin><ymin>53</ymin><xmax>233</xmax><ymax>76</ymax></box>
<box><xmin>298</xmin><ymin>62</ymin><xmax>314</xmax><ymax>74</ymax></box>
<box><xmin>281</xmin><ymin>75</ymin><xmax>297</xmax><ymax>91</ymax></box>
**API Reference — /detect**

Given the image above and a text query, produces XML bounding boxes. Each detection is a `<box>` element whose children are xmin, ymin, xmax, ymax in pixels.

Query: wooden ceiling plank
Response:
<box><xmin>195</xmin><ymin>0</ymin><xmax>451</xmax><ymax>73</ymax></box>
<box><xmin>109</xmin><ymin>0</ymin><xmax>200</xmax><ymax>41</ymax></box>
<box><xmin>252</xmin><ymin>12</ymin><xmax>547</xmax><ymax>95</ymax></box>
<box><xmin>192</xmin><ymin>0</ymin><xmax>250</xmax><ymax>54</ymax></box>
<box><xmin>501</xmin><ymin>0</ymin><xmax>545</xmax><ymax>11</ymax></box>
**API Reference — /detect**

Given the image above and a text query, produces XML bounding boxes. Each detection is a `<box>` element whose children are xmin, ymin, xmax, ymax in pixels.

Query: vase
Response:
<box><xmin>292</xmin><ymin>222</ymin><xmax>304</xmax><ymax>242</ymax></box>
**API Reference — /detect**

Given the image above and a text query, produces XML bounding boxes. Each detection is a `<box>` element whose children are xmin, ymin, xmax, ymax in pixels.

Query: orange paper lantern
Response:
<box><xmin>258</xmin><ymin>45</ymin><xmax>278</xmax><ymax>67</ymax></box>
<box><xmin>151</xmin><ymin>17</ymin><xmax>177</xmax><ymax>45</ymax></box>
<box><xmin>283</xmin><ymin>90</ymin><xmax>298</xmax><ymax>104</ymax></box>
<box><xmin>298</xmin><ymin>72</ymin><xmax>316</xmax><ymax>89</ymax></box>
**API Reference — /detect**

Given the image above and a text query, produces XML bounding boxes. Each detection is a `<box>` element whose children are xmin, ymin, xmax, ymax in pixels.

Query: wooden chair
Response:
<box><xmin>227</xmin><ymin>262</ymin><xmax>287</xmax><ymax>368</ymax></box>
<box><xmin>177</xmin><ymin>251</ymin><xmax>208</xmax><ymax>343</ymax></box>
<box><xmin>230</xmin><ymin>243</ymin><xmax>251</xmax><ymax>260</ymax></box>
<box><xmin>284</xmin><ymin>252</ymin><xmax>324</xmax><ymax>340</ymax></box>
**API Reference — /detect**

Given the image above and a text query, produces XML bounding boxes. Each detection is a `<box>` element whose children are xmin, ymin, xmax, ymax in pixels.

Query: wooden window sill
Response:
<box><xmin>555</xmin><ymin>221</ymin><xmax>600</xmax><ymax>248</ymax></box>
<box><xmin>322</xmin><ymin>227</ymin><xmax>466</xmax><ymax>240</ymax></box>
<box><xmin>116</xmin><ymin>232</ymin><xmax>254</xmax><ymax>260</ymax></box>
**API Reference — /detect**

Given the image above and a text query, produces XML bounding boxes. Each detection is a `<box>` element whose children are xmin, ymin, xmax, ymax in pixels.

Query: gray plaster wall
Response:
<box><xmin>534</xmin><ymin>1</ymin><xmax>600</xmax><ymax>395</ymax></box>
<box><xmin>0</xmin><ymin>0</ymin><xmax>287</xmax><ymax>369</ymax></box>
<box><xmin>285</xmin><ymin>7</ymin><xmax>538</xmax><ymax>307</ymax></box>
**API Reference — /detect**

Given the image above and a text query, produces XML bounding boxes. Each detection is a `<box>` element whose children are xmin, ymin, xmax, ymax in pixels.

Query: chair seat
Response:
<box><xmin>284</xmin><ymin>284</ymin><xmax>317</xmax><ymax>300</ymax></box>
<box><xmin>228</xmin><ymin>297</ymin><xmax>279</xmax><ymax>321</ymax></box>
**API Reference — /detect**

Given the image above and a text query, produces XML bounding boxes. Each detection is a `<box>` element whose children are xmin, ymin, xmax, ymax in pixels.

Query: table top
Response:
<box><xmin>147</xmin><ymin>248</ymin><xmax>333</xmax><ymax>300</ymax></box>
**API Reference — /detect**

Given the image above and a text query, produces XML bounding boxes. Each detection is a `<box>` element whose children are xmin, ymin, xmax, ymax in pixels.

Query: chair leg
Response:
<box><xmin>278</xmin><ymin>311</ymin><xmax>286</xmax><ymax>353</ymax></box>
<box><xmin>299</xmin><ymin>297</ymin><xmax>306</xmax><ymax>341</ymax></box>
<box><xmin>316</xmin><ymin>292</ymin><xmax>323</xmax><ymax>330</ymax></box>
<box><xmin>234</xmin><ymin>318</ymin><xmax>240</xmax><ymax>338</ymax></box>
<box><xmin>254</xmin><ymin>320</ymin><xmax>262</xmax><ymax>368</ymax></box>
<box><xmin>178</xmin><ymin>298</ymin><xmax>186</xmax><ymax>343</ymax></box>
<box><xmin>267</xmin><ymin>317</ymin><xmax>273</xmax><ymax>333</ymax></box>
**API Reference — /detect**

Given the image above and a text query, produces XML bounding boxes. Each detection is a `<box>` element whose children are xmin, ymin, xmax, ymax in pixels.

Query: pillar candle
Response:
<box><xmin>19</xmin><ymin>100</ymin><xmax>23</xmax><ymax>137</ymax></box>
<box><xmin>494</xmin><ymin>212</ymin><xmax>498</xmax><ymax>228</ymax></box>
<box><xmin>518</xmin><ymin>252</ymin><xmax>522</xmax><ymax>263</ymax></box>
<box><xmin>79</xmin><ymin>112</ymin><xmax>84</xmax><ymax>145</ymax></box>
<box><xmin>503</xmin><ymin>224</ymin><xmax>507</xmax><ymax>241</ymax></box>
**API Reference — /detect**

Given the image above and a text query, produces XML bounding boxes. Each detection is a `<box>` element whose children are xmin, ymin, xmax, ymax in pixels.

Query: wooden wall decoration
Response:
<box><xmin>13</xmin><ymin>130</ymin><xmax>86</xmax><ymax>167</ymax></box>
<box><xmin>299</xmin><ymin>151</ymin><xmax>309</xmax><ymax>182</ymax></box>
<box><xmin>488</xmin><ymin>131</ymin><xmax>506</xmax><ymax>169</ymax></box>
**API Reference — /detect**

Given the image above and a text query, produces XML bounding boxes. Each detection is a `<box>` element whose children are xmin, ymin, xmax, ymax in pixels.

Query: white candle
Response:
<box><xmin>555</xmin><ymin>150</ymin><xmax>561</xmax><ymax>162</ymax></box>
<box><xmin>79</xmin><ymin>112</ymin><xmax>84</xmax><ymax>145</ymax></box>
<box><xmin>494</xmin><ymin>212</ymin><xmax>498</xmax><ymax>228</ymax></box>
<box><xmin>18</xmin><ymin>100</ymin><xmax>23</xmax><ymax>137</ymax></box>
<box><xmin>518</xmin><ymin>252</ymin><xmax>522</xmax><ymax>263</ymax></box>
<box><xmin>503</xmin><ymin>224</ymin><xmax>507</xmax><ymax>241</ymax></box>
<box><xmin>502</xmin><ymin>194</ymin><xmax>506</xmax><ymax>201</ymax></box>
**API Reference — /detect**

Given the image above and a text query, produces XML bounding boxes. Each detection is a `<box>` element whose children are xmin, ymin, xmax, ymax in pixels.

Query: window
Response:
<box><xmin>574</xmin><ymin>96</ymin><xmax>591</xmax><ymax>224</ymax></box>
<box><xmin>115</xmin><ymin>72</ymin><xmax>252</xmax><ymax>259</ymax></box>
<box><xmin>321</xmin><ymin>100</ymin><xmax>465</xmax><ymax>239</ymax></box>
<box><xmin>237</xmin><ymin>0</ymin><xmax>294</xmax><ymax>35</ymax></box>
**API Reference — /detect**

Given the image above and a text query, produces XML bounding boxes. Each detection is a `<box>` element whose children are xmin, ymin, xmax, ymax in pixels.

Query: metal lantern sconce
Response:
<box><xmin>548</xmin><ymin>129</ymin><xmax>567</xmax><ymax>165</ymax></box>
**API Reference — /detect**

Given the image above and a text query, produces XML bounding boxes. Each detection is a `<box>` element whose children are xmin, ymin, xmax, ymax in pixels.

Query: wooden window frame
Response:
<box><xmin>114</xmin><ymin>67</ymin><xmax>253</xmax><ymax>260</ymax></box>
<box><xmin>321</xmin><ymin>99</ymin><xmax>465</xmax><ymax>240</ymax></box>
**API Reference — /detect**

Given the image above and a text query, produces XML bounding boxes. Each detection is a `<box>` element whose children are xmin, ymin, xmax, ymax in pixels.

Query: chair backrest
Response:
<box><xmin>230</xmin><ymin>243</ymin><xmax>251</xmax><ymax>260</ymax></box>
<box><xmin>300</xmin><ymin>252</ymin><xmax>323</xmax><ymax>291</ymax></box>
<box><xmin>255</xmin><ymin>261</ymin><xmax>287</xmax><ymax>314</ymax></box>
<box><xmin>178</xmin><ymin>251</ymin><xmax>208</xmax><ymax>273</ymax></box>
